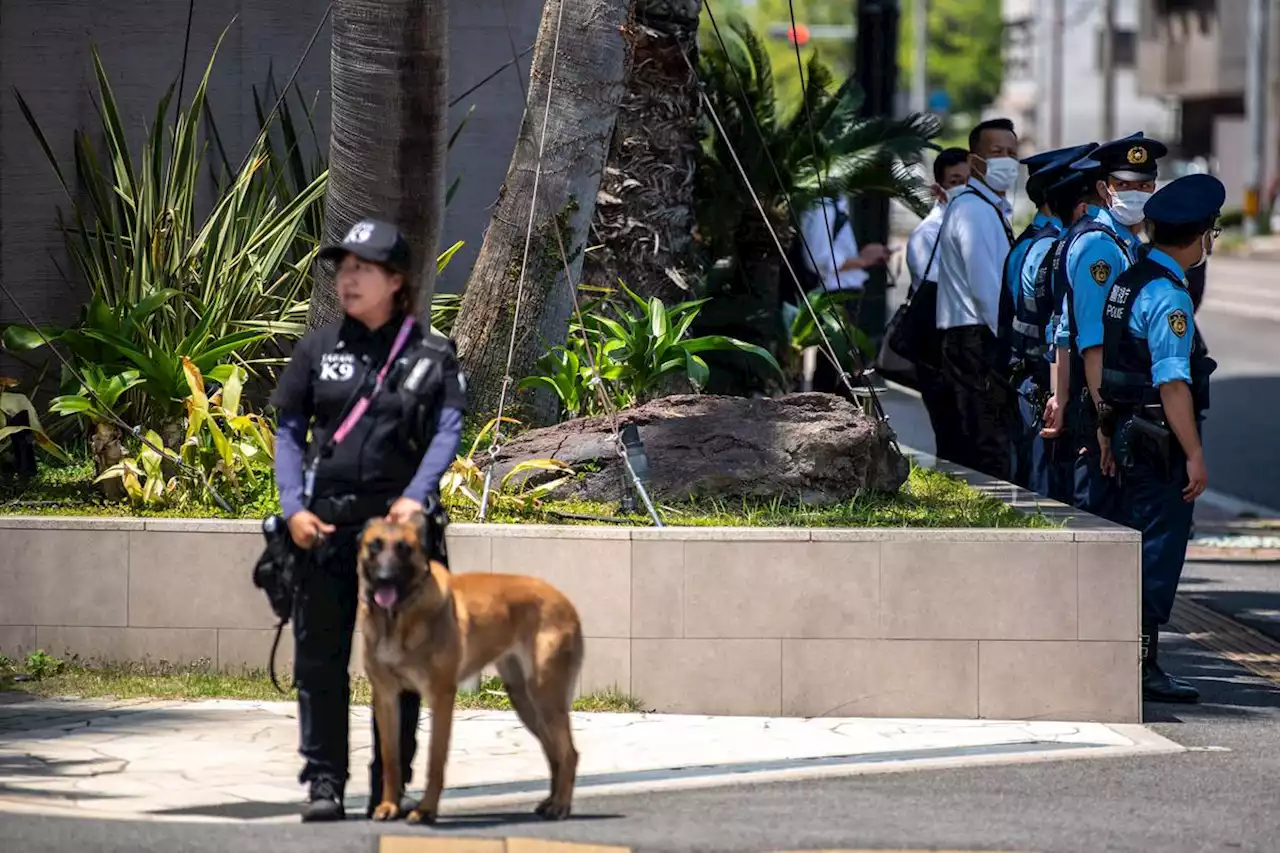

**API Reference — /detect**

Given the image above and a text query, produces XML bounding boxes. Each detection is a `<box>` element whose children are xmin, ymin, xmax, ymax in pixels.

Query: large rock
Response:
<box><xmin>485</xmin><ymin>393</ymin><xmax>909</xmax><ymax>506</ymax></box>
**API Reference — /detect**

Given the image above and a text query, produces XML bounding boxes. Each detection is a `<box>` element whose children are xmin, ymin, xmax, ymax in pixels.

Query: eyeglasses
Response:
<box><xmin>1210</xmin><ymin>225</ymin><xmax>1222</xmax><ymax>239</ymax></box>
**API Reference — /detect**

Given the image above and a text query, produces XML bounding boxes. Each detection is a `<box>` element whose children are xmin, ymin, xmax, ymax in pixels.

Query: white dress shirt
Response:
<box><xmin>905</xmin><ymin>203</ymin><xmax>945</xmax><ymax>293</ymax></box>
<box><xmin>934</xmin><ymin>179</ymin><xmax>1014</xmax><ymax>334</ymax></box>
<box><xmin>798</xmin><ymin>196</ymin><xmax>867</xmax><ymax>291</ymax></box>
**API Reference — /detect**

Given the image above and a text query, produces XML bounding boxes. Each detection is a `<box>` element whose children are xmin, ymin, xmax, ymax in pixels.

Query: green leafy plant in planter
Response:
<box><xmin>48</xmin><ymin>365</ymin><xmax>145</xmax><ymax>497</ymax></box>
<box><xmin>0</xmin><ymin>379</ymin><xmax>69</xmax><ymax>468</ymax></box>
<box><xmin>521</xmin><ymin>283</ymin><xmax>783</xmax><ymax>421</ymax></box>
<box><xmin>780</xmin><ymin>289</ymin><xmax>876</xmax><ymax>388</ymax></box>
<box><xmin>440</xmin><ymin>416</ymin><xmax>575</xmax><ymax>513</ymax></box>
<box><xmin>96</xmin><ymin>359</ymin><xmax>277</xmax><ymax>511</ymax></box>
<box><xmin>3</xmin><ymin>27</ymin><xmax>326</xmax><ymax>433</ymax></box>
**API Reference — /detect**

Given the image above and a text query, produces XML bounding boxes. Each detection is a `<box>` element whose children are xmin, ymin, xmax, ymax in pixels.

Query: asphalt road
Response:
<box><xmin>6</xmin><ymin>635</ymin><xmax>1279</xmax><ymax>853</ymax></box>
<box><xmin>1193</xmin><ymin>257</ymin><xmax>1280</xmax><ymax>512</ymax></box>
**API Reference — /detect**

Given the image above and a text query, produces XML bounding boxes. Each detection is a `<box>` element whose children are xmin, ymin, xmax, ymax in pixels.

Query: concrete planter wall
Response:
<box><xmin>0</xmin><ymin>458</ymin><xmax>1142</xmax><ymax>723</ymax></box>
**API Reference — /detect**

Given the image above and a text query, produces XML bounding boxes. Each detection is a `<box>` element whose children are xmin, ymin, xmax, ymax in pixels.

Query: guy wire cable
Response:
<box><xmin>698</xmin><ymin>0</ymin><xmax>900</xmax><ymax>426</ymax></box>
<box><xmin>678</xmin><ymin>43</ymin><xmax>881</xmax><ymax>427</ymax></box>
<box><xmin>476</xmin><ymin>0</ymin><xmax>570</xmax><ymax>522</ymax></box>
<box><xmin>494</xmin><ymin>0</ymin><xmax>665</xmax><ymax>525</ymax></box>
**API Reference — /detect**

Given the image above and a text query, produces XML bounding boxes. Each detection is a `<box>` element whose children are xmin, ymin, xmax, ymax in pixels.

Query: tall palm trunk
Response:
<box><xmin>451</xmin><ymin>0</ymin><xmax>633</xmax><ymax>425</ymax></box>
<box><xmin>582</xmin><ymin>0</ymin><xmax>702</xmax><ymax>303</ymax></box>
<box><xmin>308</xmin><ymin>0</ymin><xmax>449</xmax><ymax>329</ymax></box>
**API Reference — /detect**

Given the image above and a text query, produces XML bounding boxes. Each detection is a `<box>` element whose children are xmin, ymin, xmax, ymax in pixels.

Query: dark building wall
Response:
<box><xmin>0</xmin><ymin>0</ymin><xmax>537</xmax><ymax>346</ymax></box>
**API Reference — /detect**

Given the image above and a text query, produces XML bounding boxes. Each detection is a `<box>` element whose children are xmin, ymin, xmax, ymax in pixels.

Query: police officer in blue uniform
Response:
<box><xmin>1097</xmin><ymin>174</ymin><xmax>1223</xmax><ymax>704</ymax></box>
<box><xmin>1001</xmin><ymin>143</ymin><xmax>1097</xmax><ymax>491</ymax></box>
<box><xmin>1058</xmin><ymin>133</ymin><xmax>1168</xmax><ymax>521</ymax></box>
<box><xmin>271</xmin><ymin>218</ymin><xmax>467</xmax><ymax>820</ymax></box>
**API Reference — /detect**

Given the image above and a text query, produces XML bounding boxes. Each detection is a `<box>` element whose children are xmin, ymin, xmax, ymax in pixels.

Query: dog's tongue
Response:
<box><xmin>374</xmin><ymin>586</ymin><xmax>398</xmax><ymax>609</ymax></box>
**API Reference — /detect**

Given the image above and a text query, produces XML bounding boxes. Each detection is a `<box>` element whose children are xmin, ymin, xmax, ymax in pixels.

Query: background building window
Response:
<box><xmin>1098</xmin><ymin>27</ymin><xmax>1138</xmax><ymax>70</ymax></box>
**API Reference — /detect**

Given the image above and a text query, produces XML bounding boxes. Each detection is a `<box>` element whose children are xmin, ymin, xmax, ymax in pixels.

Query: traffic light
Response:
<box><xmin>787</xmin><ymin>24</ymin><xmax>810</xmax><ymax>45</ymax></box>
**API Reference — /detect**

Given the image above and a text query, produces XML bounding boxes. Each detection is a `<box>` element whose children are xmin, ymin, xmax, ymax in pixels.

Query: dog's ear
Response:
<box><xmin>411</xmin><ymin>509</ymin><xmax>430</xmax><ymax>553</ymax></box>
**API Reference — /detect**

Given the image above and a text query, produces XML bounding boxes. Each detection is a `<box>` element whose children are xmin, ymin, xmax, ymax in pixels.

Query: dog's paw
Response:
<box><xmin>370</xmin><ymin>801</ymin><xmax>401</xmax><ymax>822</ymax></box>
<box><xmin>535</xmin><ymin>798</ymin><xmax>572</xmax><ymax>821</ymax></box>
<box><xmin>406</xmin><ymin>806</ymin><xmax>437</xmax><ymax>826</ymax></box>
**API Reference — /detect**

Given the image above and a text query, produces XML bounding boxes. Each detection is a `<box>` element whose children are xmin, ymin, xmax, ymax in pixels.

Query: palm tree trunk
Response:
<box><xmin>452</xmin><ymin>0</ymin><xmax>633</xmax><ymax>425</ymax></box>
<box><xmin>308</xmin><ymin>0</ymin><xmax>449</xmax><ymax>329</ymax></box>
<box><xmin>582</xmin><ymin>0</ymin><xmax>702</xmax><ymax>303</ymax></box>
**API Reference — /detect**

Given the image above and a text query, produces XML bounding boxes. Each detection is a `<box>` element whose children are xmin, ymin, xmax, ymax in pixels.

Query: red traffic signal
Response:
<box><xmin>787</xmin><ymin>24</ymin><xmax>810</xmax><ymax>45</ymax></box>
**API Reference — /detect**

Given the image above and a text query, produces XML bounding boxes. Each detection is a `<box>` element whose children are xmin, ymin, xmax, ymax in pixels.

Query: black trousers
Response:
<box><xmin>293</xmin><ymin>529</ymin><xmax>420</xmax><ymax>798</ymax></box>
<box><xmin>939</xmin><ymin>324</ymin><xmax>1012</xmax><ymax>481</ymax></box>
<box><xmin>917</xmin><ymin>359</ymin><xmax>962</xmax><ymax>463</ymax></box>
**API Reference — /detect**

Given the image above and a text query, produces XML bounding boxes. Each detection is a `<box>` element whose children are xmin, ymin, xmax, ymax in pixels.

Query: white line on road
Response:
<box><xmin>1201</xmin><ymin>297</ymin><xmax>1280</xmax><ymax>323</ymax></box>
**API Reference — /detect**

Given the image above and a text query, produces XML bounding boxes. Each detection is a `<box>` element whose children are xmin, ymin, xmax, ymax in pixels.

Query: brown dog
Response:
<box><xmin>356</xmin><ymin>512</ymin><xmax>585</xmax><ymax>825</ymax></box>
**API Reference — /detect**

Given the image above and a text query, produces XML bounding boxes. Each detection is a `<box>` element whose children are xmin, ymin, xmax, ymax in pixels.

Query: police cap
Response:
<box><xmin>319</xmin><ymin>218</ymin><xmax>412</xmax><ymax>275</ymax></box>
<box><xmin>1143</xmin><ymin>173</ymin><xmax>1227</xmax><ymax>229</ymax></box>
<box><xmin>1083</xmin><ymin>131</ymin><xmax>1168</xmax><ymax>182</ymax></box>
<box><xmin>1025</xmin><ymin>143</ymin><xmax>1100</xmax><ymax>197</ymax></box>
<box><xmin>1020</xmin><ymin>143</ymin><xmax>1098</xmax><ymax>176</ymax></box>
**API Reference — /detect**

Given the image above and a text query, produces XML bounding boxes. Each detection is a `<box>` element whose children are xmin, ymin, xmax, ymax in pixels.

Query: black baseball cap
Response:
<box><xmin>318</xmin><ymin>218</ymin><xmax>412</xmax><ymax>274</ymax></box>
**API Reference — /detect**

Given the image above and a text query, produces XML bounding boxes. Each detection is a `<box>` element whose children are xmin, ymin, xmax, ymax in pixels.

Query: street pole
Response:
<box><xmin>851</xmin><ymin>0</ymin><xmax>900</xmax><ymax>348</ymax></box>
<box><xmin>1049</xmin><ymin>0</ymin><xmax>1064</xmax><ymax>148</ymax></box>
<box><xmin>1100</xmin><ymin>0</ymin><xmax>1116</xmax><ymax>140</ymax></box>
<box><xmin>911</xmin><ymin>0</ymin><xmax>927</xmax><ymax>114</ymax></box>
<box><xmin>1245</xmin><ymin>0</ymin><xmax>1270</xmax><ymax>239</ymax></box>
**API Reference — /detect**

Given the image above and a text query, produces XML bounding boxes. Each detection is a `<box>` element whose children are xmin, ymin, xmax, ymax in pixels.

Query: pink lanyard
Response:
<box><xmin>330</xmin><ymin>315</ymin><xmax>417</xmax><ymax>446</ymax></box>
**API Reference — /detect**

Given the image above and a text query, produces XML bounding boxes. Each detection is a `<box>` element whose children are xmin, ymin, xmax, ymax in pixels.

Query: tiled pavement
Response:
<box><xmin>0</xmin><ymin>694</ymin><xmax>1181</xmax><ymax>824</ymax></box>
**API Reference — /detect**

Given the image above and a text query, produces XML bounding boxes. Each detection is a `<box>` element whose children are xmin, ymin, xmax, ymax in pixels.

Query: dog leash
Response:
<box><xmin>269</xmin><ymin>315</ymin><xmax>418</xmax><ymax>695</ymax></box>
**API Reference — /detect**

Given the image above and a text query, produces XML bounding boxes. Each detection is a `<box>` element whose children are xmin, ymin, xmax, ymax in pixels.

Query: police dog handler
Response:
<box><xmin>270</xmin><ymin>218</ymin><xmax>467</xmax><ymax>821</ymax></box>
<box><xmin>1097</xmin><ymin>174</ymin><xmax>1224</xmax><ymax>704</ymax></box>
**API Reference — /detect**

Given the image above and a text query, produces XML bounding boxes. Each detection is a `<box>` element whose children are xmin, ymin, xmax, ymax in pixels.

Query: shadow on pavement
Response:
<box><xmin>1142</xmin><ymin>632</ymin><xmax>1280</xmax><ymax>724</ymax></box>
<box><xmin>1200</xmin><ymin>375</ymin><xmax>1280</xmax><ymax>511</ymax></box>
<box><xmin>0</xmin><ymin>753</ymin><xmax>129</xmax><ymax>803</ymax></box>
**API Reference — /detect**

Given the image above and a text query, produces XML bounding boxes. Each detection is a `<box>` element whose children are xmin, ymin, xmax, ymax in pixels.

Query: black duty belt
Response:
<box><xmin>311</xmin><ymin>493</ymin><xmax>397</xmax><ymax>527</ymax></box>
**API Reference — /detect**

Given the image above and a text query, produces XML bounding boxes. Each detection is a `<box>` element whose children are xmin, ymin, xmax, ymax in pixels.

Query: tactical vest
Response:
<box><xmin>1005</xmin><ymin>222</ymin><xmax>1062</xmax><ymax>363</ymax></box>
<box><xmin>1056</xmin><ymin>217</ymin><xmax>1134</xmax><ymax>399</ymax></box>
<box><xmin>1099</xmin><ymin>255</ymin><xmax>1215</xmax><ymax>414</ymax></box>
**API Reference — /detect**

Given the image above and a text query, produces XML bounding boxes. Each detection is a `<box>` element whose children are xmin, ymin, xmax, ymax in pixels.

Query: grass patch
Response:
<box><xmin>0</xmin><ymin>652</ymin><xmax>643</xmax><ymax>712</ymax></box>
<box><xmin>0</xmin><ymin>458</ymin><xmax>1052</xmax><ymax>528</ymax></box>
<box><xmin>447</xmin><ymin>464</ymin><xmax>1054</xmax><ymax>529</ymax></box>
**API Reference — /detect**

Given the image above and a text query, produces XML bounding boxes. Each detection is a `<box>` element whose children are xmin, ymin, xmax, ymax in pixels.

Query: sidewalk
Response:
<box><xmin>0</xmin><ymin>694</ymin><xmax>1180</xmax><ymax>824</ymax></box>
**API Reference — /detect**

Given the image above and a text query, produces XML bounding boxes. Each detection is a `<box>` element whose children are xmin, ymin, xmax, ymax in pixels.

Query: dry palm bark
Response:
<box><xmin>452</xmin><ymin>0</ymin><xmax>634</xmax><ymax>424</ymax></box>
<box><xmin>582</xmin><ymin>0</ymin><xmax>702</xmax><ymax>304</ymax></box>
<box><xmin>308</xmin><ymin>0</ymin><xmax>449</xmax><ymax>329</ymax></box>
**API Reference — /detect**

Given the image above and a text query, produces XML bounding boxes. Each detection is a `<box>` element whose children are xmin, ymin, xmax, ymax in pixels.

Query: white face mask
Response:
<box><xmin>1190</xmin><ymin>232</ymin><xmax>1210</xmax><ymax>269</ymax></box>
<box><xmin>980</xmin><ymin>157</ymin><xmax>1020</xmax><ymax>192</ymax></box>
<box><xmin>1109</xmin><ymin>189</ymin><xmax>1153</xmax><ymax>226</ymax></box>
<box><xmin>945</xmin><ymin>183</ymin><xmax>969</xmax><ymax>201</ymax></box>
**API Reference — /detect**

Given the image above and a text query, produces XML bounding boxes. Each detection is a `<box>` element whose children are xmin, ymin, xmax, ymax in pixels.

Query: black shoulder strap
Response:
<box><xmin>959</xmin><ymin>187</ymin><xmax>1016</xmax><ymax>245</ymax></box>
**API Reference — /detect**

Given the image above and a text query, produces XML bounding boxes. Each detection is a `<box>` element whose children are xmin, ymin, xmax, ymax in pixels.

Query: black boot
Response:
<box><xmin>1142</xmin><ymin>624</ymin><xmax>1200</xmax><ymax>704</ymax></box>
<box><xmin>302</xmin><ymin>776</ymin><xmax>346</xmax><ymax>823</ymax></box>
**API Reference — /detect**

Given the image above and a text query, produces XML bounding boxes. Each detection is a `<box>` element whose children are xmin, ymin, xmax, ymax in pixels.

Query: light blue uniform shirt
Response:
<box><xmin>1004</xmin><ymin>212</ymin><xmax>1057</xmax><ymax>305</ymax></box>
<box><xmin>1066</xmin><ymin>205</ymin><xmax>1141</xmax><ymax>351</ymax></box>
<box><xmin>1126</xmin><ymin>248</ymin><xmax>1196</xmax><ymax>388</ymax></box>
<box><xmin>1014</xmin><ymin>221</ymin><xmax>1063</xmax><ymax>360</ymax></box>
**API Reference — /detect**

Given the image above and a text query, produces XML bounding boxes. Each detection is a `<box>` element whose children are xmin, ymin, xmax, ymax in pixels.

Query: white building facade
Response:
<box><xmin>994</xmin><ymin>0</ymin><xmax>1177</xmax><ymax>159</ymax></box>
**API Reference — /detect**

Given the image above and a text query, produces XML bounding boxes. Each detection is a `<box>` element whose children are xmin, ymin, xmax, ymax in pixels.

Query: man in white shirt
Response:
<box><xmin>794</xmin><ymin>194</ymin><xmax>889</xmax><ymax>393</ymax></box>
<box><xmin>905</xmin><ymin>147</ymin><xmax>971</xmax><ymax>461</ymax></box>
<box><xmin>798</xmin><ymin>195</ymin><xmax>889</xmax><ymax>294</ymax></box>
<box><xmin>905</xmin><ymin>147</ymin><xmax>972</xmax><ymax>292</ymax></box>
<box><xmin>932</xmin><ymin>118</ymin><xmax>1019</xmax><ymax>480</ymax></box>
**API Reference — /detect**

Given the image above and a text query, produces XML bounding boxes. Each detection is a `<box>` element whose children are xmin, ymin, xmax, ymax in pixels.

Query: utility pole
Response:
<box><xmin>911</xmin><ymin>0</ymin><xmax>927</xmax><ymax>114</ymax></box>
<box><xmin>1100</xmin><ymin>0</ymin><xmax>1116</xmax><ymax>140</ymax></box>
<box><xmin>1049</xmin><ymin>0</ymin><xmax>1064</xmax><ymax>148</ymax></box>
<box><xmin>851</xmin><ymin>0</ymin><xmax>900</xmax><ymax>347</ymax></box>
<box><xmin>1245</xmin><ymin>0</ymin><xmax>1270</xmax><ymax>238</ymax></box>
